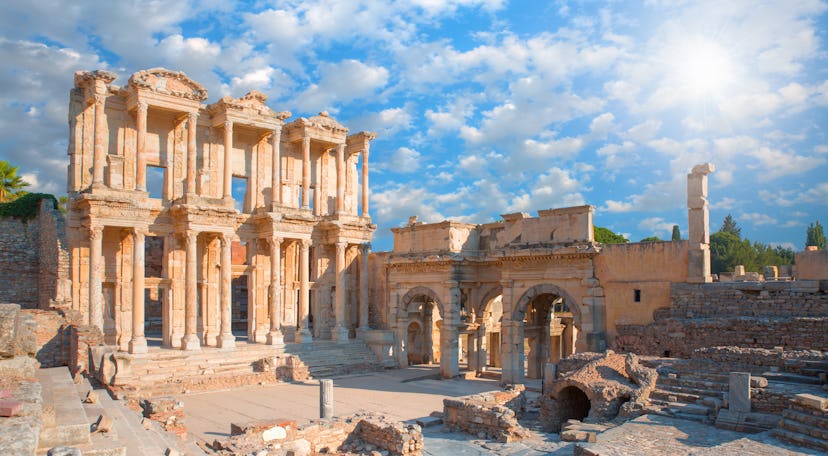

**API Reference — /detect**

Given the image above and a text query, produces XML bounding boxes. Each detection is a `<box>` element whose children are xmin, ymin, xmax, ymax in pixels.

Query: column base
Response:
<box><xmin>128</xmin><ymin>336</ymin><xmax>148</xmax><ymax>354</ymax></box>
<box><xmin>332</xmin><ymin>325</ymin><xmax>349</xmax><ymax>343</ymax></box>
<box><xmin>217</xmin><ymin>334</ymin><xmax>236</xmax><ymax>349</ymax></box>
<box><xmin>181</xmin><ymin>334</ymin><xmax>201</xmax><ymax>351</ymax></box>
<box><xmin>266</xmin><ymin>330</ymin><xmax>284</xmax><ymax>345</ymax></box>
<box><xmin>296</xmin><ymin>329</ymin><xmax>313</xmax><ymax>344</ymax></box>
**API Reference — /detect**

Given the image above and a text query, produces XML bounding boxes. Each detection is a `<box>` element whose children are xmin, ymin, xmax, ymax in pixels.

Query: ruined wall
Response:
<box><xmin>613</xmin><ymin>281</ymin><xmax>828</xmax><ymax>356</ymax></box>
<box><xmin>795</xmin><ymin>249</ymin><xmax>828</xmax><ymax>280</ymax></box>
<box><xmin>391</xmin><ymin>221</ymin><xmax>478</xmax><ymax>253</ymax></box>
<box><xmin>368</xmin><ymin>251</ymin><xmax>390</xmax><ymax>329</ymax></box>
<box><xmin>443</xmin><ymin>386</ymin><xmax>529</xmax><ymax>442</ymax></box>
<box><xmin>595</xmin><ymin>241</ymin><xmax>688</xmax><ymax>345</ymax></box>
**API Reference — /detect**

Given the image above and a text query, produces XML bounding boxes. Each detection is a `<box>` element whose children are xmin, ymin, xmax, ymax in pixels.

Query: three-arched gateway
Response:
<box><xmin>387</xmin><ymin>207</ymin><xmax>605</xmax><ymax>384</ymax></box>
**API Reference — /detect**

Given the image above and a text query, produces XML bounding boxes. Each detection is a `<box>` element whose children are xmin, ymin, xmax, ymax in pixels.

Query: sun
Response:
<box><xmin>674</xmin><ymin>38</ymin><xmax>735</xmax><ymax>96</ymax></box>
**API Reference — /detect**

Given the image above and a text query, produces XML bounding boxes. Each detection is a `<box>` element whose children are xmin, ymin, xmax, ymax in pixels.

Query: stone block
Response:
<box><xmin>0</xmin><ymin>304</ymin><xmax>21</xmax><ymax>357</ymax></box>
<box><xmin>47</xmin><ymin>447</ymin><xmax>83</xmax><ymax>456</ymax></box>
<box><xmin>793</xmin><ymin>393</ymin><xmax>828</xmax><ymax>412</ymax></box>
<box><xmin>0</xmin><ymin>399</ymin><xmax>23</xmax><ymax>416</ymax></box>
<box><xmin>262</xmin><ymin>425</ymin><xmax>288</xmax><ymax>441</ymax></box>
<box><xmin>729</xmin><ymin>372</ymin><xmax>751</xmax><ymax>413</ymax></box>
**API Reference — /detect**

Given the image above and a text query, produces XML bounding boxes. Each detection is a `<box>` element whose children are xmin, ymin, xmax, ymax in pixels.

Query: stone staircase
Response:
<box><xmin>647</xmin><ymin>368</ymin><xmax>728</xmax><ymax>424</ymax></box>
<box><xmin>109</xmin><ymin>339</ymin><xmax>383</xmax><ymax>398</ymax></box>
<box><xmin>772</xmin><ymin>393</ymin><xmax>828</xmax><ymax>452</ymax></box>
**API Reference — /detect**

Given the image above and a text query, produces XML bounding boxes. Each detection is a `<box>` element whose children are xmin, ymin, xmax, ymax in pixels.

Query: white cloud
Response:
<box><xmin>637</xmin><ymin>217</ymin><xmax>676</xmax><ymax>238</ymax></box>
<box><xmin>506</xmin><ymin>167</ymin><xmax>584</xmax><ymax>212</ymax></box>
<box><xmin>389</xmin><ymin>147</ymin><xmax>422</xmax><ymax>172</ymax></box>
<box><xmin>740</xmin><ymin>212</ymin><xmax>778</xmax><ymax>226</ymax></box>
<box><xmin>292</xmin><ymin>60</ymin><xmax>389</xmax><ymax>113</ymax></box>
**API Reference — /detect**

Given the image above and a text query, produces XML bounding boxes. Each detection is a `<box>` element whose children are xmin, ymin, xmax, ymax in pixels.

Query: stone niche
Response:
<box><xmin>540</xmin><ymin>351</ymin><xmax>657</xmax><ymax>432</ymax></box>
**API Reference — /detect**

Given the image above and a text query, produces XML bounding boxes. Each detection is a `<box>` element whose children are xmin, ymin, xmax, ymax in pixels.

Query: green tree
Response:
<box><xmin>640</xmin><ymin>236</ymin><xmax>662</xmax><ymax>242</ymax></box>
<box><xmin>720</xmin><ymin>214</ymin><xmax>741</xmax><ymax>237</ymax></box>
<box><xmin>0</xmin><ymin>160</ymin><xmax>30</xmax><ymax>202</ymax></box>
<box><xmin>671</xmin><ymin>225</ymin><xmax>681</xmax><ymax>241</ymax></box>
<box><xmin>594</xmin><ymin>226</ymin><xmax>629</xmax><ymax>244</ymax></box>
<box><xmin>806</xmin><ymin>221</ymin><xmax>826</xmax><ymax>249</ymax></box>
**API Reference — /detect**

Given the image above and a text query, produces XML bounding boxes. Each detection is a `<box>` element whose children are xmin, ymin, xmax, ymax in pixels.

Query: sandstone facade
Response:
<box><xmin>64</xmin><ymin>68</ymin><xmax>375</xmax><ymax>354</ymax></box>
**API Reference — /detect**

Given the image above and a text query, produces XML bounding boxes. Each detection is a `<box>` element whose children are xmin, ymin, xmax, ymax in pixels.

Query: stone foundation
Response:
<box><xmin>442</xmin><ymin>385</ymin><xmax>530</xmax><ymax>442</ymax></box>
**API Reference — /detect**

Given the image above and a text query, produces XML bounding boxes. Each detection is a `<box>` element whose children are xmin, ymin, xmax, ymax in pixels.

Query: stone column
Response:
<box><xmin>319</xmin><ymin>379</ymin><xmax>334</xmax><ymax>419</ymax></box>
<box><xmin>477</xmin><ymin>323</ymin><xmax>488</xmax><ymax>374</ymax></box>
<box><xmin>336</xmin><ymin>143</ymin><xmax>346</xmax><ymax>214</ymax></box>
<box><xmin>271</xmin><ymin>128</ymin><xmax>282</xmax><ymax>209</ymax></box>
<box><xmin>296</xmin><ymin>239</ymin><xmax>312</xmax><ymax>343</ymax></box>
<box><xmin>217</xmin><ymin>233</ymin><xmax>235</xmax><ymax>349</ymax></box>
<box><xmin>267</xmin><ymin>236</ymin><xmax>284</xmax><ymax>345</ymax></box>
<box><xmin>135</xmin><ymin>101</ymin><xmax>148</xmax><ymax>191</ymax></box>
<box><xmin>333</xmin><ymin>242</ymin><xmax>348</xmax><ymax>342</ymax></box>
<box><xmin>88</xmin><ymin>226</ymin><xmax>103</xmax><ymax>331</ymax></box>
<box><xmin>223</xmin><ymin>120</ymin><xmax>233</xmax><ymax>200</ymax></box>
<box><xmin>181</xmin><ymin>230</ymin><xmax>201</xmax><ymax>350</ymax></box>
<box><xmin>91</xmin><ymin>94</ymin><xmax>108</xmax><ymax>187</ymax></box>
<box><xmin>440</xmin><ymin>285</ymin><xmax>460</xmax><ymax>379</ymax></box>
<box><xmin>186</xmin><ymin>112</ymin><xmax>198</xmax><ymax>196</ymax></box>
<box><xmin>358</xmin><ymin>243</ymin><xmax>370</xmax><ymax>331</ymax></box>
<box><xmin>500</xmin><ymin>319</ymin><xmax>524</xmax><ymax>385</ymax></box>
<box><xmin>361</xmin><ymin>148</ymin><xmax>370</xmax><ymax>217</ymax></box>
<box><xmin>129</xmin><ymin>229</ymin><xmax>148</xmax><ymax>353</ymax></box>
<box><xmin>301</xmin><ymin>136</ymin><xmax>311</xmax><ymax>209</ymax></box>
<box><xmin>687</xmin><ymin>163</ymin><xmax>715</xmax><ymax>283</ymax></box>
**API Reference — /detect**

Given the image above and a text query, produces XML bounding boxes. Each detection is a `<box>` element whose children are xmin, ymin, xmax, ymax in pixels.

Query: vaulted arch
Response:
<box><xmin>512</xmin><ymin>283</ymin><xmax>581</xmax><ymax>327</ymax></box>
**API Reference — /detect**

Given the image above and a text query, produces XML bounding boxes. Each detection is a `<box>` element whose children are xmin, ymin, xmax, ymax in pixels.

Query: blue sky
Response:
<box><xmin>1</xmin><ymin>0</ymin><xmax>827</xmax><ymax>251</ymax></box>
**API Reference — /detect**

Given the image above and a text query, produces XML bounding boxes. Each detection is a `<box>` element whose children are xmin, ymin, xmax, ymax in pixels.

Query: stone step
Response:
<box><xmin>37</xmin><ymin>366</ymin><xmax>92</xmax><ymax>449</ymax></box>
<box><xmin>651</xmin><ymin>389</ymin><xmax>701</xmax><ymax>404</ymax></box>
<box><xmin>762</xmin><ymin>371</ymin><xmax>824</xmax><ymax>385</ymax></box>
<box><xmin>772</xmin><ymin>428</ymin><xmax>828</xmax><ymax>452</ymax></box>
<box><xmin>779</xmin><ymin>417</ymin><xmax>828</xmax><ymax>440</ymax></box>
<box><xmin>653</xmin><ymin>383</ymin><xmax>725</xmax><ymax>400</ymax></box>
<box><xmin>783</xmin><ymin>408</ymin><xmax>828</xmax><ymax>430</ymax></box>
<box><xmin>657</xmin><ymin>376</ymin><xmax>728</xmax><ymax>391</ymax></box>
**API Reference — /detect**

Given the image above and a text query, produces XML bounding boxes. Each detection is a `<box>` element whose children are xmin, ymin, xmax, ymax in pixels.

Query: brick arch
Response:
<box><xmin>400</xmin><ymin>286</ymin><xmax>444</xmax><ymax>319</ymax></box>
<box><xmin>512</xmin><ymin>283</ymin><xmax>581</xmax><ymax>328</ymax></box>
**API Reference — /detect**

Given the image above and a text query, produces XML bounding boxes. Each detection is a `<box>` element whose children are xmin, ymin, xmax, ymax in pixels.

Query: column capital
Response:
<box><xmin>271</xmin><ymin>235</ymin><xmax>283</xmax><ymax>245</ymax></box>
<box><xmin>89</xmin><ymin>225</ymin><xmax>103</xmax><ymax>239</ymax></box>
<box><xmin>220</xmin><ymin>232</ymin><xmax>233</xmax><ymax>245</ymax></box>
<box><xmin>136</xmin><ymin>100</ymin><xmax>148</xmax><ymax>113</ymax></box>
<box><xmin>224</xmin><ymin>119</ymin><xmax>233</xmax><ymax>129</ymax></box>
<box><xmin>302</xmin><ymin>135</ymin><xmax>311</xmax><ymax>145</ymax></box>
<box><xmin>362</xmin><ymin>242</ymin><xmax>371</xmax><ymax>252</ymax></box>
<box><xmin>188</xmin><ymin>111</ymin><xmax>198</xmax><ymax>122</ymax></box>
<box><xmin>132</xmin><ymin>227</ymin><xmax>146</xmax><ymax>238</ymax></box>
<box><xmin>300</xmin><ymin>238</ymin><xmax>311</xmax><ymax>248</ymax></box>
<box><xmin>93</xmin><ymin>93</ymin><xmax>106</xmax><ymax>105</ymax></box>
<box><xmin>185</xmin><ymin>230</ymin><xmax>198</xmax><ymax>243</ymax></box>
<box><xmin>335</xmin><ymin>241</ymin><xmax>347</xmax><ymax>251</ymax></box>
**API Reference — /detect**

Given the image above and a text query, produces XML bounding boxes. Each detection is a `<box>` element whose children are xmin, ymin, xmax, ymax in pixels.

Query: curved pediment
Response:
<box><xmin>302</xmin><ymin>111</ymin><xmax>349</xmax><ymax>134</ymax></box>
<box><xmin>128</xmin><ymin>68</ymin><xmax>208</xmax><ymax>101</ymax></box>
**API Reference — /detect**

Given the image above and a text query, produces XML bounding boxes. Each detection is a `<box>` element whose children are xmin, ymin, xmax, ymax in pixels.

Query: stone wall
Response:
<box><xmin>613</xmin><ymin>282</ymin><xmax>828</xmax><ymax>356</ymax></box>
<box><xmin>689</xmin><ymin>347</ymin><xmax>828</xmax><ymax>376</ymax></box>
<box><xmin>443</xmin><ymin>385</ymin><xmax>529</xmax><ymax>442</ymax></box>
<box><xmin>795</xmin><ymin>249</ymin><xmax>828</xmax><ymax>280</ymax></box>
<box><xmin>0</xmin><ymin>199</ymin><xmax>69</xmax><ymax>309</ymax></box>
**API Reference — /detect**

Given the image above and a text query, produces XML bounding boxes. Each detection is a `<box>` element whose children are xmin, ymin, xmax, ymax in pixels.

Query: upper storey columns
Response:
<box><xmin>302</xmin><ymin>136</ymin><xmax>311</xmax><ymax>210</ymax></box>
<box><xmin>223</xmin><ymin>120</ymin><xmax>234</xmax><ymax>200</ymax></box>
<box><xmin>361</xmin><ymin>146</ymin><xmax>370</xmax><ymax>217</ymax></box>
<box><xmin>271</xmin><ymin>128</ymin><xmax>282</xmax><ymax>209</ymax></box>
<box><xmin>346</xmin><ymin>131</ymin><xmax>376</xmax><ymax>218</ymax></box>
<box><xmin>336</xmin><ymin>143</ymin><xmax>346</xmax><ymax>214</ymax></box>
<box><xmin>73</xmin><ymin>70</ymin><xmax>116</xmax><ymax>190</ymax></box>
<box><xmin>135</xmin><ymin>102</ymin><xmax>148</xmax><ymax>191</ymax></box>
<box><xmin>186</xmin><ymin>112</ymin><xmax>198</xmax><ymax>196</ymax></box>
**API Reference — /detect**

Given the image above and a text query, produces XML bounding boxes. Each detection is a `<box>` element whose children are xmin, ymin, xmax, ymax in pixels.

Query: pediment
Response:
<box><xmin>128</xmin><ymin>68</ymin><xmax>208</xmax><ymax>101</ymax></box>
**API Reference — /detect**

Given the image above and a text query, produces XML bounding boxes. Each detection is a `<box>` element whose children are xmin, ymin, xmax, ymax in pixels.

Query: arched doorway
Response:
<box><xmin>399</xmin><ymin>287</ymin><xmax>443</xmax><ymax>367</ymax></box>
<box><xmin>470</xmin><ymin>286</ymin><xmax>503</xmax><ymax>373</ymax></box>
<box><xmin>507</xmin><ymin>284</ymin><xmax>582</xmax><ymax>384</ymax></box>
<box><xmin>557</xmin><ymin>385</ymin><xmax>591</xmax><ymax>423</ymax></box>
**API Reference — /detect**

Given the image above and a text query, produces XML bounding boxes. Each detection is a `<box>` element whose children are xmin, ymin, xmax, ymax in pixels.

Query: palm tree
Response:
<box><xmin>0</xmin><ymin>160</ymin><xmax>30</xmax><ymax>202</ymax></box>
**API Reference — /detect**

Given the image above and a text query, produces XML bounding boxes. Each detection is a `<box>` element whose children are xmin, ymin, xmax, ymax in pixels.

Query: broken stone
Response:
<box><xmin>0</xmin><ymin>399</ymin><xmax>23</xmax><ymax>417</ymax></box>
<box><xmin>83</xmin><ymin>390</ymin><xmax>98</xmax><ymax>404</ymax></box>
<box><xmin>93</xmin><ymin>414</ymin><xmax>113</xmax><ymax>433</ymax></box>
<box><xmin>47</xmin><ymin>447</ymin><xmax>82</xmax><ymax>456</ymax></box>
<box><xmin>262</xmin><ymin>425</ymin><xmax>287</xmax><ymax>442</ymax></box>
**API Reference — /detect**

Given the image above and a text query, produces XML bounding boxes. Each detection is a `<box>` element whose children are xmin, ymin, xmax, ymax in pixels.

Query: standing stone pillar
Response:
<box><xmin>129</xmin><ymin>229</ymin><xmax>148</xmax><ymax>354</ymax></box>
<box><xmin>319</xmin><ymin>379</ymin><xmax>334</xmax><ymax>419</ymax></box>
<box><xmin>223</xmin><ymin>120</ymin><xmax>233</xmax><ymax>200</ymax></box>
<box><xmin>88</xmin><ymin>226</ymin><xmax>104</xmax><ymax>331</ymax></box>
<box><xmin>135</xmin><ymin>101</ymin><xmax>148</xmax><ymax>191</ymax></box>
<box><xmin>336</xmin><ymin>143</ymin><xmax>346</xmax><ymax>214</ymax></box>
<box><xmin>333</xmin><ymin>242</ymin><xmax>349</xmax><ymax>342</ymax></box>
<box><xmin>301</xmin><ymin>136</ymin><xmax>310</xmax><ymax>210</ymax></box>
<box><xmin>687</xmin><ymin>163</ymin><xmax>715</xmax><ymax>283</ymax></box>
<box><xmin>218</xmin><ymin>233</ymin><xmax>235</xmax><ymax>349</ymax></box>
<box><xmin>186</xmin><ymin>112</ymin><xmax>198</xmax><ymax>196</ymax></box>
<box><xmin>296</xmin><ymin>239</ymin><xmax>312</xmax><ymax>343</ymax></box>
<box><xmin>271</xmin><ymin>128</ymin><xmax>281</xmax><ymax>209</ymax></box>
<box><xmin>358</xmin><ymin>243</ymin><xmax>370</xmax><ymax>331</ymax></box>
<box><xmin>267</xmin><ymin>236</ymin><xmax>284</xmax><ymax>345</ymax></box>
<box><xmin>92</xmin><ymin>94</ymin><xmax>107</xmax><ymax>187</ymax></box>
<box><xmin>729</xmin><ymin>372</ymin><xmax>751</xmax><ymax>413</ymax></box>
<box><xmin>181</xmin><ymin>230</ymin><xmax>201</xmax><ymax>350</ymax></box>
<box><xmin>361</xmin><ymin>148</ymin><xmax>370</xmax><ymax>217</ymax></box>
<box><xmin>440</xmin><ymin>285</ymin><xmax>460</xmax><ymax>379</ymax></box>
<box><xmin>476</xmin><ymin>323</ymin><xmax>488</xmax><ymax>374</ymax></box>
<box><xmin>500</xmin><ymin>319</ymin><xmax>524</xmax><ymax>385</ymax></box>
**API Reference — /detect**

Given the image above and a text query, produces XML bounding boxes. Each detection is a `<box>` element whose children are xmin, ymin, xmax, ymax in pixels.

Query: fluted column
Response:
<box><xmin>301</xmin><ymin>136</ymin><xmax>310</xmax><ymax>209</ymax></box>
<box><xmin>361</xmin><ymin>148</ymin><xmax>370</xmax><ymax>217</ymax></box>
<box><xmin>218</xmin><ymin>233</ymin><xmax>235</xmax><ymax>349</ymax></box>
<box><xmin>223</xmin><ymin>120</ymin><xmax>233</xmax><ymax>200</ymax></box>
<box><xmin>271</xmin><ymin>129</ymin><xmax>282</xmax><ymax>210</ymax></box>
<box><xmin>129</xmin><ymin>229</ymin><xmax>147</xmax><ymax>353</ymax></box>
<box><xmin>88</xmin><ymin>226</ymin><xmax>103</xmax><ymax>331</ymax></box>
<box><xmin>267</xmin><ymin>236</ymin><xmax>284</xmax><ymax>345</ymax></box>
<box><xmin>92</xmin><ymin>94</ymin><xmax>106</xmax><ymax>187</ymax></box>
<box><xmin>296</xmin><ymin>239</ymin><xmax>312</xmax><ymax>343</ymax></box>
<box><xmin>181</xmin><ymin>230</ymin><xmax>201</xmax><ymax>350</ymax></box>
<box><xmin>359</xmin><ymin>243</ymin><xmax>370</xmax><ymax>331</ymax></box>
<box><xmin>336</xmin><ymin>143</ymin><xmax>346</xmax><ymax>214</ymax></box>
<box><xmin>135</xmin><ymin>101</ymin><xmax>148</xmax><ymax>191</ymax></box>
<box><xmin>186</xmin><ymin>112</ymin><xmax>198</xmax><ymax>196</ymax></box>
<box><xmin>333</xmin><ymin>242</ymin><xmax>348</xmax><ymax>342</ymax></box>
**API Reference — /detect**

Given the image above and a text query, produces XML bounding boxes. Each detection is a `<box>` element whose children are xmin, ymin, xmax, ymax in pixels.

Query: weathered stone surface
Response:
<box><xmin>47</xmin><ymin>447</ymin><xmax>83</xmax><ymax>456</ymax></box>
<box><xmin>729</xmin><ymin>372</ymin><xmax>751</xmax><ymax>413</ymax></box>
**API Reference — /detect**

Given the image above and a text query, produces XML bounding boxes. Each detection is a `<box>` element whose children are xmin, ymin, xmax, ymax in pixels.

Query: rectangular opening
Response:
<box><xmin>232</xmin><ymin>176</ymin><xmax>248</xmax><ymax>212</ymax></box>
<box><xmin>634</xmin><ymin>289</ymin><xmax>641</xmax><ymax>302</ymax></box>
<box><xmin>147</xmin><ymin>165</ymin><xmax>165</xmax><ymax>199</ymax></box>
<box><xmin>145</xmin><ymin>236</ymin><xmax>164</xmax><ymax>278</ymax></box>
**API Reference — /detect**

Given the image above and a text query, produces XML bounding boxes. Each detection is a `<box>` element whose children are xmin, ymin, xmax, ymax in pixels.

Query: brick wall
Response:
<box><xmin>443</xmin><ymin>385</ymin><xmax>529</xmax><ymax>442</ymax></box>
<box><xmin>613</xmin><ymin>282</ymin><xmax>828</xmax><ymax>357</ymax></box>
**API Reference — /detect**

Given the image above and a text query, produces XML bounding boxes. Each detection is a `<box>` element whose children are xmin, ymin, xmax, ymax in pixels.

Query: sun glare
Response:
<box><xmin>675</xmin><ymin>38</ymin><xmax>734</xmax><ymax>95</ymax></box>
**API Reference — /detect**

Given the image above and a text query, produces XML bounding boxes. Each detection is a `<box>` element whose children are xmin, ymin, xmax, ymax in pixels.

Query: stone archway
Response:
<box><xmin>470</xmin><ymin>285</ymin><xmax>503</xmax><ymax>373</ymax></box>
<box><xmin>557</xmin><ymin>385</ymin><xmax>591</xmax><ymax>424</ymax></box>
<box><xmin>397</xmin><ymin>286</ymin><xmax>444</xmax><ymax>370</ymax></box>
<box><xmin>502</xmin><ymin>283</ymin><xmax>583</xmax><ymax>384</ymax></box>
